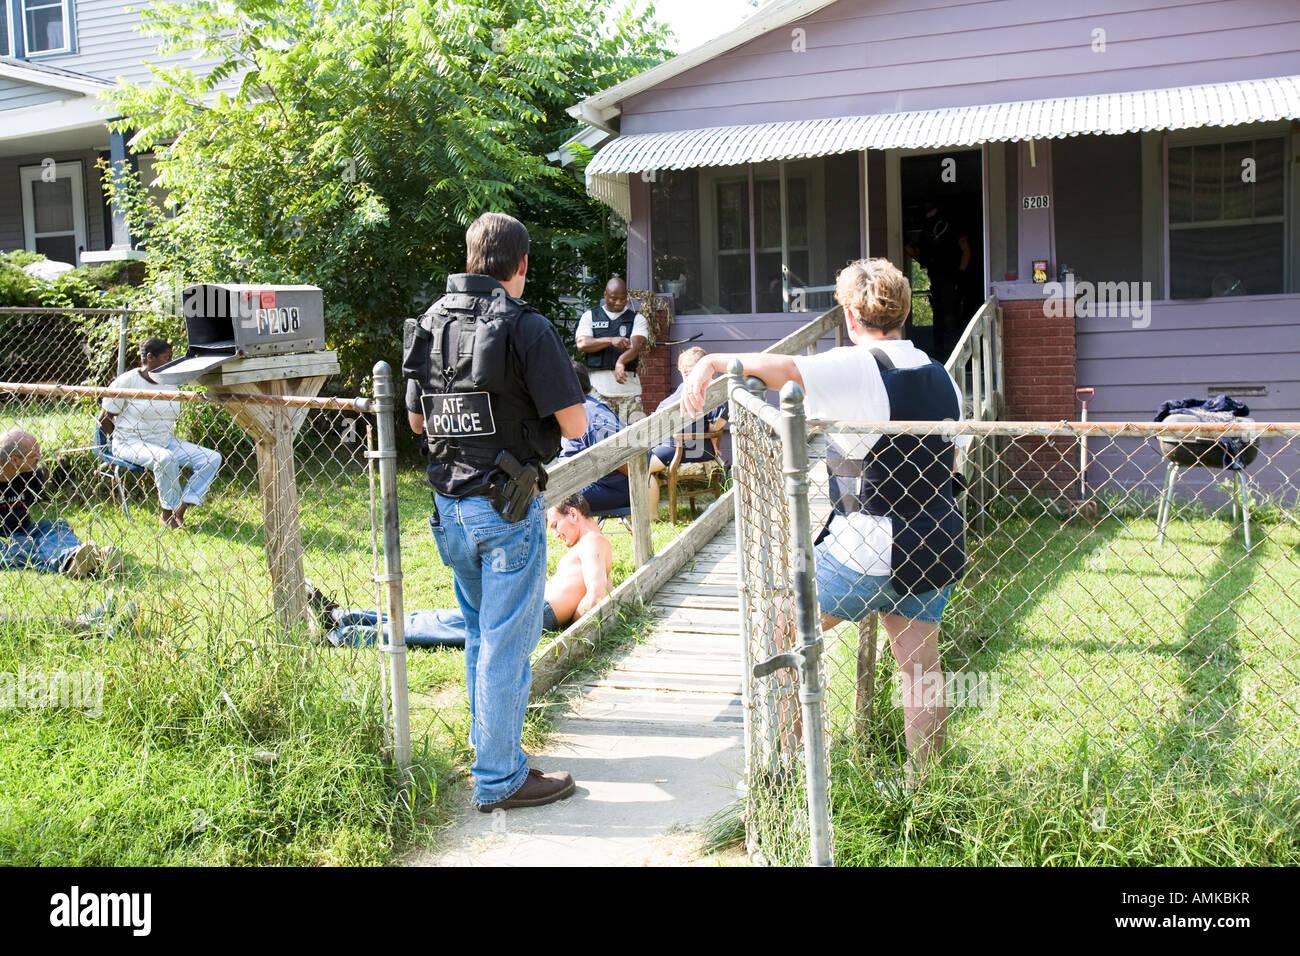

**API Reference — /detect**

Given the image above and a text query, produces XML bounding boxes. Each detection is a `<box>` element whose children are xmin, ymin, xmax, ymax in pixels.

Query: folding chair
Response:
<box><xmin>94</xmin><ymin>424</ymin><xmax>147</xmax><ymax>518</ymax></box>
<box><xmin>591</xmin><ymin>504</ymin><xmax>633</xmax><ymax>535</ymax></box>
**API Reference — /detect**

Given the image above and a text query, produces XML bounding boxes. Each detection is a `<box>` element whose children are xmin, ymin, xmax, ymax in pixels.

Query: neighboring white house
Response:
<box><xmin>0</xmin><ymin>0</ymin><xmax>223</xmax><ymax>266</ymax></box>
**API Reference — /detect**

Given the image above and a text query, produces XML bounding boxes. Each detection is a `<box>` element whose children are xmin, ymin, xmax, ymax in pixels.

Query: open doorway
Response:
<box><xmin>899</xmin><ymin>150</ymin><xmax>984</xmax><ymax>361</ymax></box>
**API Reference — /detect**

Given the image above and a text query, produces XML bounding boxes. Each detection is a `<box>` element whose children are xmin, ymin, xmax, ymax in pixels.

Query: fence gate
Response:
<box><xmin>730</xmin><ymin>365</ymin><xmax>1300</xmax><ymax>867</ymax></box>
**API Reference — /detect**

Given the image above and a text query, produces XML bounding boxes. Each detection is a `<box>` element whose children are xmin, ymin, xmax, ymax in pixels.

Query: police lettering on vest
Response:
<box><xmin>819</xmin><ymin>350</ymin><xmax>966</xmax><ymax>596</ymax></box>
<box><xmin>403</xmin><ymin>274</ymin><xmax>561</xmax><ymax>498</ymax></box>
<box><xmin>584</xmin><ymin>305</ymin><xmax>639</xmax><ymax>374</ymax></box>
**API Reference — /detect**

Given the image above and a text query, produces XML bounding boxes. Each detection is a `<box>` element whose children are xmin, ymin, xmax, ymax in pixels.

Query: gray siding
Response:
<box><xmin>1053</xmin><ymin>134</ymin><xmax>1143</xmax><ymax>284</ymax></box>
<box><xmin>33</xmin><ymin>0</ymin><xmax>228</xmax><ymax>88</ymax></box>
<box><xmin>0</xmin><ymin>77</ymin><xmax>78</xmax><ymax>109</ymax></box>
<box><xmin>621</xmin><ymin>0</ymin><xmax>1300</xmax><ymax>134</ymax></box>
<box><xmin>1077</xmin><ymin>296</ymin><xmax>1300</xmax><ymax>501</ymax></box>
<box><xmin>0</xmin><ymin>148</ymin><xmax>108</xmax><ymax>254</ymax></box>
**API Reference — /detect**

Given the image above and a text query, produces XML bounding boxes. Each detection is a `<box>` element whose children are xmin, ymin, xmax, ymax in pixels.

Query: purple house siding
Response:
<box><xmin>607</xmin><ymin>0</ymin><xmax>1300</xmax><ymax>497</ymax></box>
<box><xmin>621</xmin><ymin>0</ymin><xmax>1300</xmax><ymax>134</ymax></box>
<box><xmin>1077</xmin><ymin>296</ymin><xmax>1300</xmax><ymax>505</ymax></box>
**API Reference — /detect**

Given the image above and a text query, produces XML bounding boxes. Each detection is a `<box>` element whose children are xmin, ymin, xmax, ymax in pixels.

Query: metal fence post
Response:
<box><xmin>728</xmin><ymin>360</ymin><xmax>757</xmax><ymax>815</ymax></box>
<box><xmin>117</xmin><ymin>311</ymin><xmax>129</xmax><ymax>378</ymax></box>
<box><xmin>371</xmin><ymin>361</ymin><xmax>412</xmax><ymax>784</ymax></box>
<box><xmin>776</xmin><ymin>381</ymin><xmax>833</xmax><ymax>867</ymax></box>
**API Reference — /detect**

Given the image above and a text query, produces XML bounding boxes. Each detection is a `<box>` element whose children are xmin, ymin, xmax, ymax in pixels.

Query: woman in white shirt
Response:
<box><xmin>681</xmin><ymin>258</ymin><xmax>965</xmax><ymax>786</ymax></box>
<box><xmin>100</xmin><ymin>339</ymin><xmax>223</xmax><ymax>529</ymax></box>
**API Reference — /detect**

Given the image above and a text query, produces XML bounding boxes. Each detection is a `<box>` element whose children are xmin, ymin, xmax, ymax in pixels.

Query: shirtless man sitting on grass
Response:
<box><xmin>543</xmin><ymin>492</ymin><xmax>614</xmax><ymax>629</ymax></box>
<box><xmin>318</xmin><ymin>493</ymin><xmax>613</xmax><ymax>646</ymax></box>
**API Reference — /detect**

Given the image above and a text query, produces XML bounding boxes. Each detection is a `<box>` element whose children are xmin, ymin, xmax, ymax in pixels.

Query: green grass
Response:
<box><xmin>765</xmin><ymin>509</ymin><xmax>1300</xmax><ymax>866</ymax></box>
<box><xmin>0</xmin><ymin>400</ymin><xmax>696</xmax><ymax>864</ymax></box>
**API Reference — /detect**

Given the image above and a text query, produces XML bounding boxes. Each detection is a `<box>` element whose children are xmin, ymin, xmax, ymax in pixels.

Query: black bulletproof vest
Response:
<box><xmin>402</xmin><ymin>275</ymin><xmax>560</xmax><ymax>496</ymax></box>
<box><xmin>584</xmin><ymin>305</ymin><xmax>639</xmax><ymax>373</ymax></box>
<box><xmin>823</xmin><ymin>349</ymin><xmax>966</xmax><ymax>595</ymax></box>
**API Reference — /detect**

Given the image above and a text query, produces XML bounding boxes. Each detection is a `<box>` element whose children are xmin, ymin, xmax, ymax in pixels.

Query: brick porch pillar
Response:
<box><xmin>999</xmin><ymin>294</ymin><xmax>1078</xmax><ymax>497</ymax></box>
<box><xmin>633</xmin><ymin>296</ymin><xmax>675</xmax><ymax>416</ymax></box>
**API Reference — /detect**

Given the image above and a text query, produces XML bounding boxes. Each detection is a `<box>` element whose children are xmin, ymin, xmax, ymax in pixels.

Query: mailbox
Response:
<box><xmin>154</xmin><ymin>283</ymin><xmax>325</xmax><ymax>384</ymax></box>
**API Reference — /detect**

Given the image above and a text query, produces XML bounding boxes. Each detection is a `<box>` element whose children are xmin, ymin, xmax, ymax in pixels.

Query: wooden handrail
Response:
<box><xmin>545</xmin><ymin>304</ymin><xmax>845</xmax><ymax>563</ymax></box>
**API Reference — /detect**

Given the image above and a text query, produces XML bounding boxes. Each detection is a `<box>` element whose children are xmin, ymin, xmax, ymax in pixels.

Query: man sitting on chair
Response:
<box><xmin>319</xmin><ymin>494</ymin><xmax>613</xmax><ymax>646</ymax></box>
<box><xmin>647</xmin><ymin>346</ymin><xmax>728</xmax><ymax>513</ymax></box>
<box><xmin>557</xmin><ymin>362</ymin><xmax>635</xmax><ymax>514</ymax></box>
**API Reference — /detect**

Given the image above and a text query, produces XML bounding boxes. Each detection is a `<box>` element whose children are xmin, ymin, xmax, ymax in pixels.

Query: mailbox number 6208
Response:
<box><xmin>258</xmin><ymin>307</ymin><xmax>301</xmax><ymax>336</ymax></box>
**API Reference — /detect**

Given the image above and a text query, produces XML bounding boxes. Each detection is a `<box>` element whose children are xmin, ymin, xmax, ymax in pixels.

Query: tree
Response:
<box><xmin>108</xmin><ymin>0</ymin><xmax>671</xmax><ymax>387</ymax></box>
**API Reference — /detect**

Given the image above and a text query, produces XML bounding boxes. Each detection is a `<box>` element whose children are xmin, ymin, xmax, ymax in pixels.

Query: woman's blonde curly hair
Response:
<box><xmin>834</xmin><ymin>258</ymin><xmax>911</xmax><ymax>333</ymax></box>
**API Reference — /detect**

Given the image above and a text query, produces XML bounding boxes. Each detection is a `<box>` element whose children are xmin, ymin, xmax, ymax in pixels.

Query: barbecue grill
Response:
<box><xmin>1154</xmin><ymin>413</ymin><xmax>1257</xmax><ymax>550</ymax></box>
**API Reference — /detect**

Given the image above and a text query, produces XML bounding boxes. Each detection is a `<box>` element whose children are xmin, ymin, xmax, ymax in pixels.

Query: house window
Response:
<box><xmin>1168</xmin><ymin>136</ymin><xmax>1286</xmax><ymax>298</ymax></box>
<box><xmin>650</xmin><ymin>166</ymin><xmax>753</xmax><ymax>316</ymax></box>
<box><xmin>23</xmin><ymin>0</ymin><xmax>71</xmax><ymax>55</ymax></box>
<box><xmin>20</xmin><ymin>160</ymin><xmax>87</xmax><ymax>265</ymax></box>
<box><xmin>0</xmin><ymin>6</ymin><xmax>11</xmax><ymax>57</ymax></box>
<box><xmin>650</xmin><ymin>154</ymin><xmax>862</xmax><ymax>315</ymax></box>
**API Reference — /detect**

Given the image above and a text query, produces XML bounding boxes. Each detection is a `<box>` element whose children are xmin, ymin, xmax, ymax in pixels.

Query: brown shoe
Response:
<box><xmin>477</xmin><ymin>768</ymin><xmax>575</xmax><ymax>812</ymax></box>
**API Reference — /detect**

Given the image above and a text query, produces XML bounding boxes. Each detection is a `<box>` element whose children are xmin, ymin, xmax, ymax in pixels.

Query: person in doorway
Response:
<box><xmin>680</xmin><ymin>257</ymin><xmax>968</xmax><ymax>788</ymax></box>
<box><xmin>905</xmin><ymin>200</ymin><xmax>972</xmax><ymax>362</ymax></box>
<box><xmin>100</xmin><ymin>339</ymin><xmax>223</xmax><ymax>529</ymax></box>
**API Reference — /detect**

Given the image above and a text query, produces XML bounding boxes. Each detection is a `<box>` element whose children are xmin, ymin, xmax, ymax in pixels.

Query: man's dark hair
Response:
<box><xmin>466</xmin><ymin>212</ymin><xmax>530</xmax><ymax>282</ymax></box>
<box><xmin>558</xmin><ymin>492</ymin><xmax>592</xmax><ymax>519</ymax></box>
<box><xmin>140</xmin><ymin>338</ymin><xmax>171</xmax><ymax>363</ymax></box>
<box><xmin>571</xmin><ymin>360</ymin><xmax>591</xmax><ymax>395</ymax></box>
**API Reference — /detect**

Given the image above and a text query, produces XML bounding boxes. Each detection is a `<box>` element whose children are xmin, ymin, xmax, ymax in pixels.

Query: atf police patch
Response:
<box><xmin>421</xmin><ymin>391</ymin><xmax>497</xmax><ymax>438</ymax></box>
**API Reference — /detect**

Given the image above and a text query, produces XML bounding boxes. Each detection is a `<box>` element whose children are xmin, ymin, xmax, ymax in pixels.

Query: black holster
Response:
<box><xmin>491</xmin><ymin>450</ymin><xmax>545</xmax><ymax>522</ymax></box>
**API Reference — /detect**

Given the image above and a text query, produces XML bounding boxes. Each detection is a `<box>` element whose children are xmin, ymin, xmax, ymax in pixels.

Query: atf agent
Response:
<box><xmin>404</xmin><ymin>212</ymin><xmax>586</xmax><ymax>812</ymax></box>
<box><xmin>574</xmin><ymin>276</ymin><xmax>648</xmax><ymax>424</ymax></box>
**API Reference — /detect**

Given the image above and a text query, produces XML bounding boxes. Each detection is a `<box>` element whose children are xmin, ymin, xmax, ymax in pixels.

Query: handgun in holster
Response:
<box><xmin>491</xmin><ymin>450</ymin><xmax>546</xmax><ymax>523</ymax></box>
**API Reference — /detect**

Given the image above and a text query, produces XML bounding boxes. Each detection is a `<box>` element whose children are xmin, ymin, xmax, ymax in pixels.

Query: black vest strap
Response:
<box><xmin>415</xmin><ymin>290</ymin><xmax>561</xmax><ymax>493</ymax></box>
<box><xmin>822</xmin><ymin>350</ymin><xmax>966</xmax><ymax>596</ymax></box>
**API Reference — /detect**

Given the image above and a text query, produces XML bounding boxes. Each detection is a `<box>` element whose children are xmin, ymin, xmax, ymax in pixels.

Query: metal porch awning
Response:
<box><xmin>586</xmin><ymin>75</ymin><xmax>1300</xmax><ymax>218</ymax></box>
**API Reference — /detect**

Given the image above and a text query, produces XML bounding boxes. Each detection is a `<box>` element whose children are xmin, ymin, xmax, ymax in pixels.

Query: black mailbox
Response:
<box><xmin>155</xmin><ymin>283</ymin><xmax>326</xmax><ymax>384</ymax></box>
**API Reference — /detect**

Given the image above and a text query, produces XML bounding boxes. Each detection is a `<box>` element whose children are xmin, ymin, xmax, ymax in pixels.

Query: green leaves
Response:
<box><xmin>107</xmin><ymin>0</ymin><xmax>672</xmax><ymax>388</ymax></box>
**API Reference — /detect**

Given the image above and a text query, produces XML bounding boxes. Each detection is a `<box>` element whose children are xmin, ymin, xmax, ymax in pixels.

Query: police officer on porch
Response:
<box><xmin>575</xmin><ymin>276</ymin><xmax>649</xmax><ymax>424</ymax></box>
<box><xmin>403</xmin><ymin>212</ymin><xmax>587</xmax><ymax>812</ymax></box>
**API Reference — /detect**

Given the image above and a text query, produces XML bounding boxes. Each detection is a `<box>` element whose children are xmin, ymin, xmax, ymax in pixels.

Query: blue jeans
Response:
<box><xmin>1</xmin><ymin>519</ymin><xmax>82</xmax><ymax>573</ymax></box>
<box><xmin>815</xmin><ymin>546</ymin><xmax>952</xmax><ymax>624</ymax></box>
<box><xmin>431</xmin><ymin>492</ymin><xmax>547</xmax><ymax>805</ymax></box>
<box><xmin>327</xmin><ymin>608</ymin><xmax>470</xmax><ymax>648</ymax></box>
<box><xmin>328</xmin><ymin>603</ymin><xmax>561</xmax><ymax>648</ymax></box>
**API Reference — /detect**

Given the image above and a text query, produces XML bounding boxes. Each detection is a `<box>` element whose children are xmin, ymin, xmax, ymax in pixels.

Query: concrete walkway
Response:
<box><xmin>407</xmin><ymin>527</ymin><xmax>745</xmax><ymax>867</ymax></box>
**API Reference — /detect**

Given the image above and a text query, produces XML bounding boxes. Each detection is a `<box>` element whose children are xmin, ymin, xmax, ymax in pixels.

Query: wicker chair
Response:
<box><xmin>665</xmin><ymin>418</ymin><xmax>727</xmax><ymax>525</ymax></box>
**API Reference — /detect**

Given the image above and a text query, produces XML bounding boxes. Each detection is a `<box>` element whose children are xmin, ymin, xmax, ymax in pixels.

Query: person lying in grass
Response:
<box><xmin>315</xmin><ymin>493</ymin><xmax>614</xmax><ymax>647</ymax></box>
<box><xmin>0</xmin><ymin>428</ymin><xmax>119</xmax><ymax>578</ymax></box>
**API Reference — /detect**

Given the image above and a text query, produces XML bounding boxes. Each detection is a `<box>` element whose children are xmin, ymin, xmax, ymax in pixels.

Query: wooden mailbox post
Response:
<box><xmin>199</xmin><ymin>351</ymin><xmax>341</xmax><ymax>631</ymax></box>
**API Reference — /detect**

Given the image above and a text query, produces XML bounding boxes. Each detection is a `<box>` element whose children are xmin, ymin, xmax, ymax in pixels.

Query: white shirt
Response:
<box><xmin>792</xmin><ymin>340</ymin><xmax>966</xmax><ymax>577</ymax></box>
<box><xmin>102</xmin><ymin>369</ymin><xmax>182</xmax><ymax>447</ymax></box>
<box><xmin>575</xmin><ymin>306</ymin><xmax>650</xmax><ymax>345</ymax></box>
<box><xmin>577</xmin><ymin>306</ymin><xmax>651</xmax><ymax>397</ymax></box>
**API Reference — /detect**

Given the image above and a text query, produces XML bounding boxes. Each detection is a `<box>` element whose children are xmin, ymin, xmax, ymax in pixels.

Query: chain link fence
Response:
<box><xmin>730</xmin><ymin>377</ymin><xmax>1300</xmax><ymax>866</ymax></box>
<box><xmin>0</xmin><ymin>307</ymin><xmax>175</xmax><ymax>387</ymax></box>
<box><xmin>1</xmin><ymin>338</ymin><xmax>412</xmax><ymax>770</ymax></box>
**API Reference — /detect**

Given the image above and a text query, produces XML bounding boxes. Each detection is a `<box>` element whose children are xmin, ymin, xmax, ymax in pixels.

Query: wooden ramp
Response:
<box><xmin>410</xmin><ymin>523</ymin><xmax>745</xmax><ymax>868</ymax></box>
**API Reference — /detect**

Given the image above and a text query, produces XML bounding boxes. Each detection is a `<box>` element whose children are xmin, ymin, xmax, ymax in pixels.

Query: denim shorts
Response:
<box><xmin>815</xmin><ymin>547</ymin><xmax>951</xmax><ymax>624</ymax></box>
